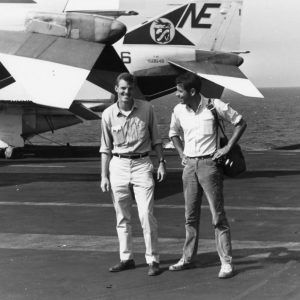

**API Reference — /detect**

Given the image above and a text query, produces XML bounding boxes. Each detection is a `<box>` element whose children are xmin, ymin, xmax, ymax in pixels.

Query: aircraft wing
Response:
<box><xmin>20</xmin><ymin>101</ymin><xmax>83</xmax><ymax>139</ymax></box>
<box><xmin>168</xmin><ymin>60</ymin><xmax>264</xmax><ymax>98</ymax></box>
<box><xmin>0</xmin><ymin>62</ymin><xmax>15</xmax><ymax>89</ymax></box>
<box><xmin>0</xmin><ymin>31</ymin><xmax>110</xmax><ymax>109</ymax></box>
<box><xmin>65</xmin><ymin>10</ymin><xmax>138</xmax><ymax>18</ymax></box>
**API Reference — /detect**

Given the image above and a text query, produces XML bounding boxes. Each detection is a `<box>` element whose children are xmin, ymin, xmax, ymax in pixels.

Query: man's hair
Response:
<box><xmin>176</xmin><ymin>72</ymin><xmax>202</xmax><ymax>93</ymax></box>
<box><xmin>115</xmin><ymin>72</ymin><xmax>135</xmax><ymax>86</ymax></box>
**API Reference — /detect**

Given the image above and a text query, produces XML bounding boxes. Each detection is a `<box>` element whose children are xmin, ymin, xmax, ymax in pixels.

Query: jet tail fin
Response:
<box><xmin>123</xmin><ymin>0</ymin><xmax>242</xmax><ymax>51</ymax></box>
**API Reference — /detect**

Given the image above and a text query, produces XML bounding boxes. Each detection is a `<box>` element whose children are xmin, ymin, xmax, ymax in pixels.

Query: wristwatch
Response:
<box><xmin>159</xmin><ymin>158</ymin><xmax>167</xmax><ymax>164</ymax></box>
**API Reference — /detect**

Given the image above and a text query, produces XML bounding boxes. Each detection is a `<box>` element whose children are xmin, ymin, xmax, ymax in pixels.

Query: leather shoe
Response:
<box><xmin>148</xmin><ymin>262</ymin><xmax>160</xmax><ymax>276</ymax></box>
<box><xmin>109</xmin><ymin>259</ymin><xmax>135</xmax><ymax>272</ymax></box>
<box><xmin>169</xmin><ymin>258</ymin><xmax>195</xmax><ymax>271</ymax></box>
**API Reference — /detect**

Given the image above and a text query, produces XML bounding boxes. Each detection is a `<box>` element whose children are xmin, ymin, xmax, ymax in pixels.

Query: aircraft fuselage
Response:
<box><xmin>116</xmin><ymin>44</ymin><xmax>196</xmax><ymax>73</ymax></box>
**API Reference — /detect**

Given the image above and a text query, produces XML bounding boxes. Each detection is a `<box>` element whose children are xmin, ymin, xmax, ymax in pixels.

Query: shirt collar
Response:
<box><xmin>113</xmin><ymin>99</ymin><xmax>139</xmax><ymax>117</ymax></box>
<box><xmin>185</xmin><ymin>94</ymin><xmax>207</xmax><ymax>112</ymax></box>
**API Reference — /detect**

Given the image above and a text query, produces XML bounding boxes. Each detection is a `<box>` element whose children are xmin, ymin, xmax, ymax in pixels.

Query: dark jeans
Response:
<box><xmin>182</xmin><ymin>157</ymin><xmax>232</xmax><ymax>265</ymax></box>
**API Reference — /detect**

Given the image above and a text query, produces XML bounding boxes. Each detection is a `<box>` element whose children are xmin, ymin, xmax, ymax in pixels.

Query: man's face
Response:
<box><xmin>175</xmin><ymin>84</ymin><xmax>192</xmax><ymax>105</ymax></box>
<box><xmin>115</xmin><ymin>79</ymin><xmax>134</xmax><ymax>103</ymax></box>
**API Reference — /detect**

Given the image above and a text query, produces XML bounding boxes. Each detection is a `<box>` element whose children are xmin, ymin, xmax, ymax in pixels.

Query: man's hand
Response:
<box><xmin>157</xmin><ymin>163</ymin><xmax>167</xmax><ymax>182</ymax></box>
<box><xmin>180</xmin><ymin>154</ymin><xmax>188</xmax><ymax>166</ymax></box>
<box><xmin>212</xmin><ymin>119</ymin><xmax>247</xmax><ymax>162</ymax></box>
<box><xmin>212</xmin><ymin>145</ymin><xmax>231</xmax><ymax>161</ymax></box>
<box><xmin>100</xmin><ymin>176</ymin><xmax>111</xmax><ymax>192</ymax></box>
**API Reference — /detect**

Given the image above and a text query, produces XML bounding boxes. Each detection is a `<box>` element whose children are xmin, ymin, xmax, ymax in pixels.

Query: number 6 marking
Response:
<box><xmin>121</xmin><ymin>52</ymin><xmax>131</xmax><ymax>64</ymax></box>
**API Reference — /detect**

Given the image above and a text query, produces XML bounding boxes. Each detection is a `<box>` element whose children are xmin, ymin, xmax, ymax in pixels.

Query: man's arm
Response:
<box><xmin>100</xmin><ymin>152</ymin><xmax>112</xmax><ymax>192</ymax></box>
<box><xmin>148</xmin><ymin>104</ymin><xmax>166</xmax><ymax>182</ymax></box>
<box><xmin>100</xmin><ymin>112</ymin><xmax>113</xmax><ymax>192</ymax></box>
<box><xmin>169</xmin><ymin>108</ymin><xmax>187</xmax><ymax>166</ymax></box>
<box><xmin>171</xmin><ymin>136</ymin><xmax>187</xmax><ymax>166</ymax></box>
<box><xmin>212</xmin><ymin>119</ymin><xmax>247</xmax><ymax>160</ymax></box>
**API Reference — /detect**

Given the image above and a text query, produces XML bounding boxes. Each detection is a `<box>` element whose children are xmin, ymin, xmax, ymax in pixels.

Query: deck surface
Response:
<box><xmin>0</xmin><ymin>149</ymin><xmax>299</xmax><ymax>300</ymax></box>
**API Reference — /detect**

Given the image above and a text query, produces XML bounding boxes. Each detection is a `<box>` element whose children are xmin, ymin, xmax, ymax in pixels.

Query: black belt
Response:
<box><xmin>113</xmin><ymin>153</ymin><xmax>148</xmax><ymax>159</ymax></box>
<box><xmin>187</xmin><ymin>154</ymin><xmax>213</xmax><ymax>160</ymax></box>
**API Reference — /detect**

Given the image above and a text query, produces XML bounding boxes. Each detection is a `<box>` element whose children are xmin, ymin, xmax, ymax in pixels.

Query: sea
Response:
<box><xmin>30</xmin><ymin>87</ymin><xmax>300</xmax><ymax>151</ymax></box>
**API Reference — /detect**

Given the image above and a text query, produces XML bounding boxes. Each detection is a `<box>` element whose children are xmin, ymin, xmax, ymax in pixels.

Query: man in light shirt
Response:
<box><xmin>100</xmin><ymin>72</ymin><xmax>166</xmax><ymax>276</ymax></box>
<box><xmin>168</xmin><ymin>72</ymin><xmax>247</xmax><ymax>279</ymax></box>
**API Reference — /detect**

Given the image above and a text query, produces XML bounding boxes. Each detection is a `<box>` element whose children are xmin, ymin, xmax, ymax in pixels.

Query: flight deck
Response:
<box><xmin>0</xmin><ymin>149</ymin><xmax>299</xmax><ymax>299</ymax></box>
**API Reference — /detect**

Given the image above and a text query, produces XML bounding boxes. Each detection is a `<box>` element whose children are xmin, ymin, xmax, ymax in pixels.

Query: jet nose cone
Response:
<box><xmin>109</xmin><ymin>19</ymin><xmax>127</xmax><ymax>44</ymax></box>
<box><xmin>94</xmin><ymin>17</ymin><xmax>126</xmax><ymax>44</ymax></box>
<box><xmin>236</xmin><ymin>55</ymin><xmax>244</xmax><ymax>66</ymax></box>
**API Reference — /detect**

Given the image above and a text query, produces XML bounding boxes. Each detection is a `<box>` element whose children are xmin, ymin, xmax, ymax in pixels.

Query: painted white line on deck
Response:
<box><xmin>164</xmin><ymin>167</ymin><xmax>298</xmax><ymax>172</ymax></box>
<box><xmin>0</xmin><ymin>202</ymin><xmax>114</xmax><ymax>208</ymax></box>
<box><xmin>9</xmin><ymin>165</ymin><xmax>65</xmax><ymax>168</ymax></box>
<box><xmin>0</xmin><ymin>201</ymin><xmax>299</xmax><ymax>212</ymax></box>
<box><xmin>0</xmin><ymin>233</ymin><xmax>299</xmax><ymax>254</ymax></box>
<box><xmin>247</xmin><ymin>152</ymin><xmax>265</xmax><ymax>155</ymax></box>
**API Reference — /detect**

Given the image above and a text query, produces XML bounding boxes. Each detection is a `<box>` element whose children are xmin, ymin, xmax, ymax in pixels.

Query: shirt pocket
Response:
<box><xmin>136</xmin><ymin>120</ymin><xmax>147</xmax><ymax>139</ymax></box>
<box><xmin>198</xmin><ymin>116</ymin><xmax>214</xmax><ymax>135</ymax></box>
<box><xmin>128</xmin><ymin>119</ymin><xmax>147</xmax><ymax>143</ymax></box>
<box><xmin>111</xmin><ymin>125</ymin><xmax>125</xmax><ymax>146</ymax></box>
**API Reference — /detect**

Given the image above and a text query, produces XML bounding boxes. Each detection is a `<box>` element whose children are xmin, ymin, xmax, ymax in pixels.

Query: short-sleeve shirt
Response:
<box><xmin>169</xmin><ymin>97</ymin><xmax>242</xmax><ymax>157</ymax></box>
<box><xmin>100</xmin><ymin>99</ymin><xmax>162</xmax><ymax>154</ymax></box>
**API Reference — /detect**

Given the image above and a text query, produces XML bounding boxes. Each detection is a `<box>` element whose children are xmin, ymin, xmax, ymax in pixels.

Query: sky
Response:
<box><xmin>240</xmin><ymin>0</ymin><xmax>300</xmax><ymax>88</ymax></box>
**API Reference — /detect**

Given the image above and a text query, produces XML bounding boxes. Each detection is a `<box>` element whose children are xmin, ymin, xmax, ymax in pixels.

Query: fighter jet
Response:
<box><xmin>0</xmin><ymin>0</ymin><xmax>262</xmax><ymax>156</ymax></box>
<box><xmin>0</xmin><ymin>0</ymin><xmax>132</xmax><ymax>154</ymax></box>
<box><xmin>115</xmin><ymin>0</ymin><xmax>263</xmax><ymax>100</ymax></box>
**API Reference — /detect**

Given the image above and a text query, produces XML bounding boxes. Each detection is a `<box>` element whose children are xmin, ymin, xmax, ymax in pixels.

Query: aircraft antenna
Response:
<box><xmin>63</xmin><ymin>0</ymin><xmax>70</xmax><ymax>12</ymax></box>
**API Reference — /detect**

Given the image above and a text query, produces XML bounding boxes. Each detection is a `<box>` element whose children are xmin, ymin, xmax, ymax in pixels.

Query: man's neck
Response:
<box><xmin>188</xmin><ymin>95</ymin><xmax>202</xmax><ymax>112</ymax></box>
<box><xmin>118</xmin><ymin>99</ymin><xmax>134</xmax><ymax>111</ymax></box>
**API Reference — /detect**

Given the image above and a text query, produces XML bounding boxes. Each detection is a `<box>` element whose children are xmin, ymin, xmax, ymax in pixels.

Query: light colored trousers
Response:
<box><xmin>182</xmin><ymin>157</ymin><xmax>232</xmax><ymax>265</ymax></box>
<box><xmin>109</xmin><ymin>156</ymin><xmax>159</xmax><ymax>264</ymax></box>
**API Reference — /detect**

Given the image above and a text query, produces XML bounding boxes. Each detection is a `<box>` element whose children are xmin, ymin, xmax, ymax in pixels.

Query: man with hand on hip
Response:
<box><xmin>100</xmin><ymin>72</ymin><xmax>166</xmax><ymax>276</ymax></box>
<box><xmin>168</xmin><ymin>72</ymin><xmax>246</xmax><ymax>279</ymax></box>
